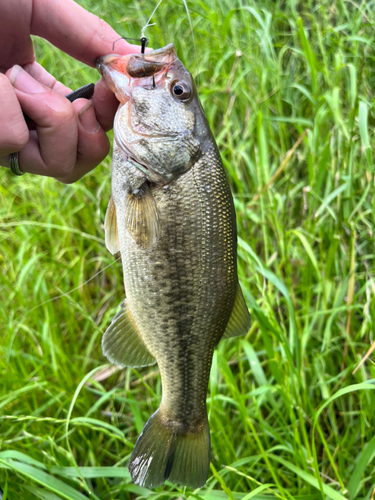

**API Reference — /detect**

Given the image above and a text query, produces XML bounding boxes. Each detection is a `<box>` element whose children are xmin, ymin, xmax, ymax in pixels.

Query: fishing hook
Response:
<box><xmin>140</xmin><ymin>36</ymin><xmax>148</xmax><ymax>54</ymax></box>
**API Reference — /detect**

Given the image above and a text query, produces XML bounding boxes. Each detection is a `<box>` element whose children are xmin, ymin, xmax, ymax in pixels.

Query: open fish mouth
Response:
<box><xmin>96</xmin><ymin>44</ymin><xmax>178</xmax><ymax>101</ymax></box>
<box><xmin>96</xmin><ymin>43</ymin><xmax>177</xmax><ymax>75</ymax></box>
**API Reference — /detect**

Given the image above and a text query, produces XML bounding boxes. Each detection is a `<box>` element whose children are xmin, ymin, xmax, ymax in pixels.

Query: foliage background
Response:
<box><xmin>1</xmin><ymin>0</ymin><xmax>375</xmax><ymax>499</ymax></box>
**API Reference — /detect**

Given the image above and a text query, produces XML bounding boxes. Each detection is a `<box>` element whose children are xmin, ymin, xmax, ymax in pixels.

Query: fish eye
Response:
<box><xmin>172</xmin><ymin>82</ymin><xmax>191</xmax><ymax>101</ymax></box>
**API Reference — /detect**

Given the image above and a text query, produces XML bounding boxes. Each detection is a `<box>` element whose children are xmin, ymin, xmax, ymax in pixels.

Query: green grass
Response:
<box><xmin>1</xmin><ymin>0</ymin><xmax>375</xmax><ymax>498</ymax></box>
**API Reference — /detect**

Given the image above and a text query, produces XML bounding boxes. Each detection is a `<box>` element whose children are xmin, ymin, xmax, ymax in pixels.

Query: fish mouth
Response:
<box><xmin>96</xmin><ymin>44</ymin><xmax>177</xmax><ymax>90</ymax></box>
<box><xmin>96</xmin><ymin>44</ymin><xmax>178</xmax><ymax>104</ymax></box>
<box><xmin>96</xmin><ymin>43</ymin><xmax>176</xmax><ymax>69</ymax></box>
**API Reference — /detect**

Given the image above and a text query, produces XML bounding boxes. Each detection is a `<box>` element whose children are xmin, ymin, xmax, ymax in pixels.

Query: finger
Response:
<box><xmin>31</xmin><ymin>0</ymin><xmax>141</xmax><ymax>68</ymax></box>
<box><xmin>0</xmin><ymin>0</ymin><xmax>34</xmax><ymax>73</ymax></box>
<box><xmin>54</xmin><ymin>99</ymin><xmax>110</xmax><ymax>183</ymax></box>
<box><xmin>92</xmin><ymin>77</ymin><xmax>121</xmax><ymax>132</ymax></box>
<box><xmin>7</xmin><ymin>65</ymin><xmax>78</xmax><ymax>177</ymax></box>
<box><xmin>0</xmin><ymin>74</ymin><xmax>29</xmax><ymax>159</ymax></box>
<box><xmin>22</xmin><ymin>62</ymin><xmax>72</xmax><ymax>96</ymax></box>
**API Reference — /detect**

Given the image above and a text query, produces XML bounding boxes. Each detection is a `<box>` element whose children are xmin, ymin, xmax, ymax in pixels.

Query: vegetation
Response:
<box><xmin>1</xmin><ymin>0</ymin><xmax>374</xmax><ymax>498</ymax></box>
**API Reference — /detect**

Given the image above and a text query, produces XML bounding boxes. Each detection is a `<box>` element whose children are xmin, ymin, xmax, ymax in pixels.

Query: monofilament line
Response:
<box><xmin>181</xmin><ymin>0</ymin><xmax>199</xmax><ymax>87</ymax></box>
<box><xmin>141</xmin><ymin>0</ymin><xmax>199</xmax><ymax>88</ymax></box>
<box><xmin>141</xmin><ymin>0</ymin><xmax>164</xmax><ymax>38</ymax></box>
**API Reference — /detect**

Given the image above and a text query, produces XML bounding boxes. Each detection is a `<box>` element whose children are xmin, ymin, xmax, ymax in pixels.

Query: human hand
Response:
<box><xmin>0</xmin><ymin>0</ymin><xmax>140</xmax><ymax>183</ymax></box>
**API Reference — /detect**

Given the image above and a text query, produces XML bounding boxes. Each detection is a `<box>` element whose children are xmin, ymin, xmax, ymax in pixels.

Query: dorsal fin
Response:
<box><xmin>222</xmin><ymin>283</ymin><xmax>251</xmax><ymax>339</ymax></box>
<box><xmin>104</xmin><ymin>196</ymin><xmax>119</xmax><ymax>255</ymax></box>
<box><xmin>102</xmin><ymin>301</ymin><xmax>156</xmax><ymax>367</ymax></box>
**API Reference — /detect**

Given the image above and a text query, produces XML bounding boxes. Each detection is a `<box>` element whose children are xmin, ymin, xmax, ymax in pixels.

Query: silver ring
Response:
<box><xmin>9</xmin><ymin>152</ymin><xmax>24</xmax><ymax>176</ymax></box>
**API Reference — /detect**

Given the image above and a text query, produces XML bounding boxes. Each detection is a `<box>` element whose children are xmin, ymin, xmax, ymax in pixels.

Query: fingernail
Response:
<box><xmin>9</xmin><ymin>65</ymin><xmax>45</xmax><ymax>94</ymax></box>
<box><xmin>78</xmin><ymin>101</ymin><xmax>100</xmax><ymax>133</ymax></box>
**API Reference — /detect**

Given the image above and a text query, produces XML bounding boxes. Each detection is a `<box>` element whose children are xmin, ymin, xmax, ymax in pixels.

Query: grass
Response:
<box><xmin>1</xmin><ymin>0</ymin><xmax>375</xmax><ymax>498</ymax></box>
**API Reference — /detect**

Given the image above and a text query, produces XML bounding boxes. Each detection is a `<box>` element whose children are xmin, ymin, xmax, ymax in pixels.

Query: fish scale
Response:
<box><xmin>97</xmin><ymin>43</ymin><xmax>250</xmax><ymax>489</ymax></box>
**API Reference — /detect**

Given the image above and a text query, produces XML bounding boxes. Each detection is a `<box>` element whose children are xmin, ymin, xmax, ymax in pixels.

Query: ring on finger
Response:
<box><xmin>9</xmin><ymin>152</ymin><xmax>24</xmax><ymax>176</ymax></box>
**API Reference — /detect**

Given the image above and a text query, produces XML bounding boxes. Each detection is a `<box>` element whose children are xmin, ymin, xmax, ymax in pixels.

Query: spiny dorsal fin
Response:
<box><xmin>124</xmin><ymin>183</ymin><xmax>160</xmax><ymax>249</ymax></box>
<box><xmin>222</xmin><ymin>283</ymin><xmax>251</xmax><ymax>339</ymax></box>
<box><xmin>104</xmin><ymin>196</ymin><xmax>119</xmax><ymax>255</ymax></box>
<box><xmin>102</xmin><ymin>301</ymin><xmax>156</xmax><ymax>367</ymax></box>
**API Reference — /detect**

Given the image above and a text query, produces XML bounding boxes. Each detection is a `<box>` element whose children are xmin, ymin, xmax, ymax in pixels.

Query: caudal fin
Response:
<box><xmin>129</xmin><ymin>409</ymin><xmax>210</xmax><ymax>489</ymax></box>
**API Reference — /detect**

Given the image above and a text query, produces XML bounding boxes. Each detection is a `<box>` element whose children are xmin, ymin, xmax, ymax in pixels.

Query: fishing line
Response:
<box><xmin>140</xmin><ymin>0</ymin><xmax>164</xmax><ymax>38</ymax></box>
<box><xmin>181</xmin><ymin>0</ymin><xmax>199</xmax><ymax>88</ymax></box>
<box><xmin>142</xmin><ymin>0</ymin><xmax>198</xmax><ymax>87</ymax></box>
<box><xmin>141</xmin><ymin>0</ymin><xmax>199</xmax><ymax>88</ymax></box>
<box><xmin>112</xmin><ymin>0</ymin><xmax>198</xmax><ymax>89</ymax></box>
<box><xmin>26</xmin><ymin>256</ymin><xmax>122</xmax><ymax>313</ymax></box>
<box><xmin>112</xmin><ymin>0</ymin><xmax>163</xmax><ymax>53</ymax></box>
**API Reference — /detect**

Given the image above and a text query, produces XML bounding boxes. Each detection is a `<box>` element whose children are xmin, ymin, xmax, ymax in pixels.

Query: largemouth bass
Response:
<box><xmin>96</xmin><ymin>44</ymin><xmax>250</xmax><ymax>489</ymax></box>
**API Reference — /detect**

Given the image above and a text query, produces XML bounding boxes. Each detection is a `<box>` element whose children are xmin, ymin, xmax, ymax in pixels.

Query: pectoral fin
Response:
<box><xmin>104</xmin><ymin>196</ymin><xmax>119</xmax><ymax>255</ymax></box>
<box><xmin>102</xmin><ymin>301</ymin><xmax>156</xmax><ymax>367</ymax></box>
<box><xmin>222</xmin><ymin>284</ymin><xmax>251</xmax><ymax>339</ymax></box>
<box><xmin>124</xmin><ymin>183</ymin><xmax>160</xmax><ymax>249</ymax></box>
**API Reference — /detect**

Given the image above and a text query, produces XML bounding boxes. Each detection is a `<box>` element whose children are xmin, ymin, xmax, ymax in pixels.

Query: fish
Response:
<box><xmin>96</xmin><ymin>43</ymin><xmax>250</xmax><ymax>489</ymax></box>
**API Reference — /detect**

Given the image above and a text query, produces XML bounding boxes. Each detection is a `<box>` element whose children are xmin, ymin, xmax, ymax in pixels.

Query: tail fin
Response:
<box><xmin>129</xmin><ymin>409</ymin><xmax>210</xmax><ymax>489</ymax></box>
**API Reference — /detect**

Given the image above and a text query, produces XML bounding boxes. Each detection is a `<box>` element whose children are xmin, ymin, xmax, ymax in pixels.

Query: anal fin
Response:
<box><xmin>102</xmin><ymin>301</ymin><xmax>156</xmax><ymax>367</ymax></box>
<box><xmin>104</xmin><ymin>196</ymin><xmax>119</xmax><ymax>255</ymax></box>
<box><xmin>222</xmin><ymin>283</ymin><xmax>251</xmax><ymax>339</ymax></box>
